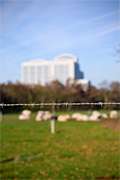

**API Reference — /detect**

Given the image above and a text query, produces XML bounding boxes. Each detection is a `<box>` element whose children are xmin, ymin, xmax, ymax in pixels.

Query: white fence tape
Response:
<box><xmin>0</xmin><ymin>102</ymin><xmax>120</xmax><ymax>107</ymax></box>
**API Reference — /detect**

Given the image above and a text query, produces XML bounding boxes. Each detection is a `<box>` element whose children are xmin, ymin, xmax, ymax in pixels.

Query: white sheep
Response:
<box><xmin>58</xmin><ymin>114</ymin><xmax>71</xmax><ymax>122</ymax></box>
<box><xmin>19</xmin><ymin>110</ymin><xmax>31</xmax><ymax>120</ymax></box>
<box><xmin>35</xmin><ymin>111</ymin><xmax>52</xmax><ymax>121</ymax></box>
<box><xmin>72</xmin><ymin>113</ymin><xmax>83</xmax><ymax>121</ymax></box>
<box><xmin>89</xmin><ymin>115</ymin><xmax>99</xmax><ymax>121</ymax></box>
<box><xmin>22</xmin><ymin>110</ymin><xmax>31</xmax><ymax>116</ymax></box>
<box><xmin>101</xmin><ymin>113</ymin><xmax>108</xmax><ymax>119</ymax></box>
<box><xmin>109</xmin><ymin>110</ymin><xmax>118</xmax><ymax>119</ymax></box>
<box><xmin>35</xmin><ymin>111</ymin><xmax>45</xmax><ymax>121</ymax></box>
<box><xmin>92</xmin><ymin>111</ymin><xmax>101</xmax><ymax>117</ymax></box>
<box><xmin>43</xmin><ymin>111</ymin><xmax>52</xmax><ymax>121</ymax></box>
<box><xmin>89</xmin><ymin>111</ymin><xmax>101</xmax><ymax>121</ymax></box>
<box><xmin>81</xmin><ymin>115</ymin><xmax>89</xmax><ymax>121</ymax></box>
<box><xmin>72</xmin><ymin>113</ymin><xmax>89</xmax><ymax>121</ymax></box>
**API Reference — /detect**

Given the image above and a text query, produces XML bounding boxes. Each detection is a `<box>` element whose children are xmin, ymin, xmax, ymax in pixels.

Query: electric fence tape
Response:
<box><xmin>0</xmin><ymin>102</ymin><xmax>120</xmax><ymax>107</ymax></box>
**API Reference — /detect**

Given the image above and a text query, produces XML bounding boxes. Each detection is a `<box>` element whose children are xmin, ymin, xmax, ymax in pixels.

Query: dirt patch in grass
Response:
<box><xmin>101</xmin><ymin>118</ymin><xmax>120</xmax><ymax>132</ymax></box>
<box><xmin>96</xmin><ymin>176</ymin><xmax>120</xmax><ymax>180</ymax></box>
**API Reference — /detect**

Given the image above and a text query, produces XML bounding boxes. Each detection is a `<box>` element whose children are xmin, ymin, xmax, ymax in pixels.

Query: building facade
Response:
<box><xmin>21</xmin><ymin>54</ymin><xmax>84</xmax><ymax>85</ymax></box>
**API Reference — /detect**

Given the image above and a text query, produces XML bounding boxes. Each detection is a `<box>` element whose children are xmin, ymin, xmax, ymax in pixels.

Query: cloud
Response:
<box><xmin>94</xmin><ymin>23</ymin><xmax>120</xmax><ymax>37</ymax></box>
<box><xmin>84</xmin><ymin>10</ymin><xmax>119</xmax><ymax>24</ymax></box>
<box><xmin>0</xmin><ymin>1</ymin><xmax>119</xmax><ymax>56</ymax></box>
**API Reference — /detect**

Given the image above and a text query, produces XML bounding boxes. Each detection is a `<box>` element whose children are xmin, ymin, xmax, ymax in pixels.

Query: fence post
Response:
<box><xmin>50</xmin><ymin>103</ymin><xmax>57</xmax><ymax>134</ymax></box>
<box><xmin>50</xmin><ymin>117</ymin><xmax>55</xmax><ymax>134</ymax></box>
<box><xmin>0</xmin><ymin>105</ymin><xmax>3</xmax><ymax>122</ymax></box>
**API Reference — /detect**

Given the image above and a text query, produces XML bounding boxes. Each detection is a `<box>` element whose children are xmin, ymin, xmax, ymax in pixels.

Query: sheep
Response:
<box><xmin>92</xmin><ymin>111</ymin><xmax>101</xmax><ymax>117</ymax></box>
<box><xmin>35</xmin><ymin>111</ymin><xmax>44</xmax><ymax>121</ymax></box>
<box><xmin>81</xmin><ymin>115</ymin><xmax>89</xmax><ymax>121</ymax></box>
<box><xmin>22</xmin><ymin>110</ymin><xmax>31</xmax><ymax>116</ymax></box>
<box><xmin>43</xmin><ymin>111</ymin><xmax>52</xmax><ymax>121</ymax></box>
<box><xmin>19</xmin><ymin>110</ymin><xmax>31</xmax><ymax>120</ymax></box>
<box><xmin>35</xmin><ymin>111</ymin><xmax>52</xmax><ymax>121</ymax></box>
<box><xmin>72</xmin><ymin>113</ymin><xmax>83</xmax><ymax>121</ymax></box>
<box><xmin>89</xmin><ymin>111</ymin><xmax>101</xmax><ymax>121</ymax></box>
<box><xmin>58</xmin><ymin>114</ymin><xmax>71</xmax><ymax>122</ymax></box>
<box><xmin>89</xmin><ymin>115</ymin><xmax>99</xmax><ymax>121</ymax></box>
<box><xmin>73</xmin><ymin>113</ymin><xmax>86</xmax><ymax>121</ymax></box>
<box><xmin>101</xmin><ymin>113</ymin><xmax>108</xmax><ymax>119</ymax></box>
<box><xmin>109</xmin><ymin>110</ymin><xmax>118</xmax><ymax>119</ymax></box>
<box><xmin>72</xmin><ymin>113</ymin><xmax>90</xmax><ymax>121</ymax></box>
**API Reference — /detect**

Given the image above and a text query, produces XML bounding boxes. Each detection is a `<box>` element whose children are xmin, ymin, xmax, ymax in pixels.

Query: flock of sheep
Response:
<box><xmin>19</xmin><ymin>110</ymin><xmax>119</xmax><ymax>122</ymax></box>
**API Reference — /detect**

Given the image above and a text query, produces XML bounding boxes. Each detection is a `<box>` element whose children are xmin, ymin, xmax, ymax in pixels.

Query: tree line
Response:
<box><xmin>0</xmin><ymin>81</ymin><xmax>120</xmax><ymax>112</ymax></box>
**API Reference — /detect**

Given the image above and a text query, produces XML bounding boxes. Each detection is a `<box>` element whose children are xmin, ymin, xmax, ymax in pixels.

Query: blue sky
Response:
<box><xmin>0</xmin><ymin>0</ymin><xmax>120</xmax><ymax>86</ymax></box>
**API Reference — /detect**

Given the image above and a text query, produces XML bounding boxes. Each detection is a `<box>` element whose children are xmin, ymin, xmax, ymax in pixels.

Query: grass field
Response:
<box><xmin>0</xmin><ymin>113</ymin><xmax>120</xmax><ymax>179</ymax></box>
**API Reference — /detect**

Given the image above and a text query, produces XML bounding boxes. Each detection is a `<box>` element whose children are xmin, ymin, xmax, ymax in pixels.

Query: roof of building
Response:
<box><xmin>22</xmin><ymin>59</ymin><xmax>50</xmax><ymax>66</ymax></box>
<box><xmin>22</xmin><ymin>54</ymin><xmax>78</xmax><ymax>66</ymax></box>
<box><xmin>54</xmin><ymin>53</ymin><xmax>78</xmax><ymax>62</ymax></box>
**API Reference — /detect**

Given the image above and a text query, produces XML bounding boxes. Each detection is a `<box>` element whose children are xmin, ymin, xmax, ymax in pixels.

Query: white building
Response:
<box><xmin>21</xmin><ymin>54</ymin><xmax>85</xmax><ymax>85</ymax></box>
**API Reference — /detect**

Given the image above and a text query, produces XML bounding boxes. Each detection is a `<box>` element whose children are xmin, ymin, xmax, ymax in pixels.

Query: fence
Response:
<box><xmin>0</xmin><ymin>102</ymin><xmax>120</xmax><ymax>120</ymax></box>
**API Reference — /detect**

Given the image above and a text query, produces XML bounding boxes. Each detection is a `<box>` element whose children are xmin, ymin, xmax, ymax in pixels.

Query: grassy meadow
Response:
<box><xmin>0</xmin><ymin>113</ymin><xmax>120</xmax><ymax>179</ymax></box>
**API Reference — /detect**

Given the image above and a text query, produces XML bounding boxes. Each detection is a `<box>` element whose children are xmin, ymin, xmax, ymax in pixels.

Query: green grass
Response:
<box><xmin>0</xmin><ymin>114</ymin><xmax>120</xmax><ymax>179</ymax></box>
